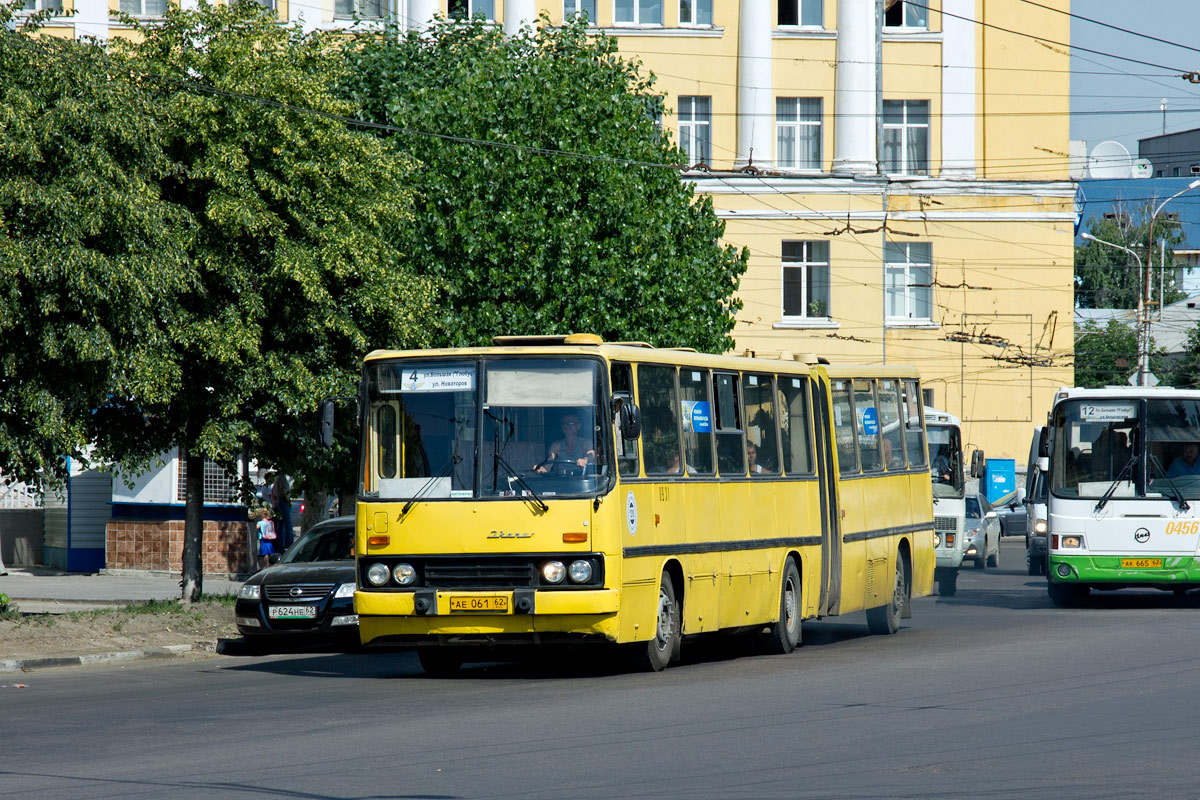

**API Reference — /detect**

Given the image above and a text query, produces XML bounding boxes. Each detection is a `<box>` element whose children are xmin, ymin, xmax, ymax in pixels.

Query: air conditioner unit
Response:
<box><xmin>1191</xmin><ymin>164</ymin><xmax>1200</xmax><ymax>175</ymax></box>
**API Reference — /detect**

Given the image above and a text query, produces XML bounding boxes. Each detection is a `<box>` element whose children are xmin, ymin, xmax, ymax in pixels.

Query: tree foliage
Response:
<box><xmin>340</xmin><ymin>15</ymin><xmax>747</xmax><ymax>353</ymax></box>
<box><xmin>1076</xmin><ymin>204</ymin><xmax>1187</xmax><ymax>310</ymax></box>
<box><xmin>0</xmin><ymin>3</ymin><xmax>191</xmax><ymax>489</ymax></box>
<box><xmin>1073</xmin><ymin>319</ymin><xmax>1170</xmax><ymax>389</ymax></box>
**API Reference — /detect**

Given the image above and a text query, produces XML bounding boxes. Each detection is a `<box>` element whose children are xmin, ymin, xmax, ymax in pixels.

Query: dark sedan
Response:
<box><xmin>992</xmin><ymin>489</ymin><xmax>1027</xmax><ymax>537</ymax></box>
<box><xmin>235</xmin><ymin>516</ymin><xmax>358</xmax><ymax>651</ymax></box>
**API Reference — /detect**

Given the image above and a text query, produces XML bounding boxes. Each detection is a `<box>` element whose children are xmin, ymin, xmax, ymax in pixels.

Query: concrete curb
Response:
<box><xmin>0</xmin><ymin>643</ymin><xmax>207</xmax><ymax>673</ymax></box>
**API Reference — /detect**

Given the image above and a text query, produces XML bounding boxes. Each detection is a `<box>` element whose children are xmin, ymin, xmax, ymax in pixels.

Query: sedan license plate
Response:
<box><xmin>449</xmin><ymin>595</ymin><xmax>509</xmax><ymax>613</ymax></box>
<box><xmin>269</xmin><ymin>605</ymin><xmax>317</xmax><ymax>620</ymax></box>
<box><xmin>1120</xmin><ymin>558</ymin><xmax>1163</xmax><ymax>569</ymax></box>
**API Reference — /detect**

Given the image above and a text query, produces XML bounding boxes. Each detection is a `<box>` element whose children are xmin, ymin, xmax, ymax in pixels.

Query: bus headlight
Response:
<box><xmin>541</xmin><ymin>561</ymin><xmax>566</xmax><ymax>584</ymax></box>
<box><xmin>366</xmin><ymin>563</ymin><xmax>390</xmax><ymax>586</ymax></box>
<box><xmin>1061</xmin><ymin>535</ymin><xmax>1082</xmax><ymax>549</ymax></box>
<box><xmin>933</xmin><ymin>533</ymin><xmax>942</xmax><ymax>548</ymax></box>
<box><xmin>1034</xmin><ymin>519</ymin><xmax>1047</xmax><ymax>534</ymax></box>
<box><xmin>392</xmin><ymin>563</ymin><xmax>416</xmax><ymax>586</ymax></box>
<box><xmin>568</xmin><ymin>560</ymin><xmax>593</xmax><ymax>583</ymax></box>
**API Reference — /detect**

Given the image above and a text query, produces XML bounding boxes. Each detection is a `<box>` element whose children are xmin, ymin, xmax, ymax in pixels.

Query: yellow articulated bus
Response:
<box><xmin>340</xmin><ymin>334</ymin><xmax>934</xmax><ymax>674</ymax></box>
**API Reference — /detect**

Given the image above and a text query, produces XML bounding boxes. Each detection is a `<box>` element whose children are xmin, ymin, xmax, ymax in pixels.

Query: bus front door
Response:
<box><xmin>812</xmin><ymin>376</ymin><xmax>843</xmax><ymax>616</ymax></box>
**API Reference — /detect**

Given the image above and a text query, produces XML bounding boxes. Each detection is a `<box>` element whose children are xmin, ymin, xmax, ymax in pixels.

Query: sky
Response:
<box><xmin>1070</xmin><ymin>1</ymin><xmax>1200</xmax><ymax>157</ymax></box>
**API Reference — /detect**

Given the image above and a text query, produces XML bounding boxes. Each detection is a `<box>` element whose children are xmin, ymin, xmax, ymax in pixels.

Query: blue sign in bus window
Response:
<box><xmin>860</xmin><ymin>407</ymin><xmax>879</xmax><ymax>436</ymax></box>
<box><xmin>682</xmin><ymin>401</ymin><xmax>712</xmax><ymax>433</ymax></box>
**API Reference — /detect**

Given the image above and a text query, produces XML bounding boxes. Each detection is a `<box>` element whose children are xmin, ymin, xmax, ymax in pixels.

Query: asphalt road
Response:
<box><xmin>6</xmin><ymin>539</ymin><xmax>1200</xmax><ymax>800</ymax></box>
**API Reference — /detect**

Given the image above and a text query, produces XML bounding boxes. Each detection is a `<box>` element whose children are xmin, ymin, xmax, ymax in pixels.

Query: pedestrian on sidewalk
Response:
<box><xmin>254</xmin><ymin>507</ymin><xmax>277</xmax><ymax>571</ymax></box>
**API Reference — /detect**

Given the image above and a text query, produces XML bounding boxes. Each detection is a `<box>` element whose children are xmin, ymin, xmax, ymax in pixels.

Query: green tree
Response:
<box><xmin>1073</xmin><ymin>319</ymin><xmax>1170</xmax><ymax>388</ymax></box>
<box><xmin>1076</xmin><ymin>204</ymin><xmax>1187</xmax><ymax>310</ymax></box>
<box><xmin>100</xmin><ymin>3</ymin><xmax>437</xmax><ymax>600</ymax></box>
<box><xmin>340</xmin><ymin>16</ymin><xmax>747</xmax><ymax>353</ymax></box>
<box><xmin>1163</xmin><ymin>325</ymin><xmax>1200</xmax><ymax>389</ymax></box>
<box><xmin>0</xmin><ymin>4</ymin><xmax>192</xmax><ymax>490</ymax></box>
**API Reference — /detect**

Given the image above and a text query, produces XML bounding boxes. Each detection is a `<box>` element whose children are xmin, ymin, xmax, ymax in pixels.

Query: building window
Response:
<box><xmin>21</xmin><ymin>0</ymin><xmax>62</xmax><ymax>9</ymax></box>
<box><xmin>885</xmin><ymin>241</ymin><xmax>932</xmax><ymax>322</ymax></box>
<box><xmin>449</xmin><ymin>0</ymin><xmax>493</xmax><ymax>19</ymax></box>
<box><xmin>782</xmin><ymin>241</ymin><xmax>831</xmax><ymax>319</ymax></box>
<box><xmin>678</xmin><ymin>95</ymin><xmax>711</xmax><ymax>166</ymax></box>
<box><xmin>884</xmin><ymin>0</ymin><xmax>927</xmax><ymax>29</ymax></box>
<box><xmin>336</xmin><ymin>0</ymin><xmax>384</xmax><ymax>16</ymax></box>
<box><xmin>176</xmin><ymin>455</ymin><xmax>240</xmax><ymax>504</ymax></box>
<box><xmin>679</xmin><ymin>0</ymin><xmax>712</xmax><ymax>26</ymax></box>
<box><xmin>882</xmin><ymin>100</ymin><xmax>929</xmax><ymax>175</ymax></box>
<box><xmin>240</xmin><ymin>0</ymin><xmax>276</xmax><ymax>10</ymax></box>
<box><xmin>776</xmin><ymin>97</ymin><xmax>822</xmax><ymax>170</ymax></box>
<box><xmin>778</xmin><ymin>0</ymin><xmax>822</xmax><ymax>26</ymax></box>
<box><xmin>118</xmin><ymin>0</ymin><xmax>166</xmax><ymax>15</ymax></box>
<box><xmin>564</xmin><ymin>0</ymin><xmax>596</xmax><ymax>20</ymax></box>
<box><xmin>614</xmin><ymin>0</ymin><xmax>662</xmax><ymax>25</ymax></box>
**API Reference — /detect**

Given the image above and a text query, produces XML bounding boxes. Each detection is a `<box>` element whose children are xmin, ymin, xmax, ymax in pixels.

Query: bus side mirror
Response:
<box><xmin>318</xmin><ymin>400</ymin><xmax>335</xmax><ymax>448</ymax></box>
<box><xmin>614</xmin><ymin>394</ymin><xmax>642</xmax><ymax>439</ymax></box>
<box><xmin>970</xmin><ymin>449</ymin><xmax>986</xmax><ymax>479</ymax></box>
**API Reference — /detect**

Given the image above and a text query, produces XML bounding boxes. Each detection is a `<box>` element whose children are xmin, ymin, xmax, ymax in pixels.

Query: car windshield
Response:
<box><xmin>280</xmin><ymin>525</ymin><xmax>354</xmax><ymax>564</ymax></box>
<box><xmin>965</xmin><ymin>496</ymin><xmax>981</xmax><ymax>518</ymax></box>
<box><xmin>361</xmin><ymin>356</ymin><xmax>609</xmax><ymax>501</ymax></box>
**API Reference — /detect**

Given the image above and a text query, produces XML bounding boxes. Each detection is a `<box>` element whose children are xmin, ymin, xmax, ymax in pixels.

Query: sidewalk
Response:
<box><xmin>0</xmin><ymin>567</ymin><xmax>243</xmax><ymax>614</ymax></box>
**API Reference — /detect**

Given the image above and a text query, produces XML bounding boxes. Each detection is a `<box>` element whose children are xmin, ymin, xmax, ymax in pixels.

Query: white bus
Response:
<box><xmin>1044</xmin><ymin>386</ymin><xmax>1200</xmax><ymax>606</ymax></box>
<box><xmin>927</xmin><ymin>407</ymin><xmax>967</xmax><ymax>596</ymax></box>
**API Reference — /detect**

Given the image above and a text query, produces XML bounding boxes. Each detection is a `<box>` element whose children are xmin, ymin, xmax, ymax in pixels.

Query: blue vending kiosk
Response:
<box><xmin>985</xmin><ymin>458</ymin><xmax>1016</xmax><ymax>503</ymax></box>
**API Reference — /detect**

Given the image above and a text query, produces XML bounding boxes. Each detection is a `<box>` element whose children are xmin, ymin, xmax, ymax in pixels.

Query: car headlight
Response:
<box><xmin>239</xmin><ymin>585</ymin><xmax>260</xmax><ymax>600</ymax></box>
<box><xmin>541</xmin><ymin>560</ymin><xmax>566</xmax><ymax>584</ymax></box>
<box><xmin>933</xmin><ymin>533</ymin><xmax>942</xmax><ymax>548</ymax></box>
<box><xmin>366</xmin><ymin>562</ymin><xmax>390</xmax><ymax>586</ymax></box>
<box><xmin>568</xmin><ymin>559</ymin><xmax>593</xmax><ymax>584</ymax></box>
<box><xmin>335</xmin><ymin>582</ymin><xmax>356</xmax><ymax>598</ymax></box>
<box><xmin>1034</xmin><ymin>519</ymin><xmax>1047</xmax><ymax>534</ymax></box>
<box><xmin>392</xmin><ymin>563</ymin><xmax>416</xmax><ymax>586</ymax></box>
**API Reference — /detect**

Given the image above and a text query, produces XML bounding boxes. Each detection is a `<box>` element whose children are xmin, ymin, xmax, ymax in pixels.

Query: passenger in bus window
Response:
<box><xmin>536</xmin><ymin>412</ymin><xmax>595</xmax><ymax>472</ymax></box>
<box><xmin>882</xmin><ymin>438</ymin><xmax>903</xmax><ymax>469</ymax></box>
<box><xmin>747</xmin><ymin>442</ymin><xmax>766</xmax><ymax>474</ymax></box>
<box><xmin>1167</xmin><ymin>441</ymin><xmax>1200</xmax><ymax>477</ymax></box>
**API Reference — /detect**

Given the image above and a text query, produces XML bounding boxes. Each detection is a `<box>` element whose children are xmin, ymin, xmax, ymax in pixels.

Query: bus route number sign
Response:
<box><xmin>1079</xmin><ymin>403</ymin><xmax>1135</xmax><ymax>422</ymax></box>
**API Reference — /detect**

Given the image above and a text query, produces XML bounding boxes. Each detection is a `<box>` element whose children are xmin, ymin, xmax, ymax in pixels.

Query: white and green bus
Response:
<box><xmin>1045</xmin><ymin>386</ymin><xmax>1200</xmax><ymax>606</ymax></box>
<box><xmin>927</xmin><ymin>407</ymin><xmax>967</xmax><ymax>596</ymax></box>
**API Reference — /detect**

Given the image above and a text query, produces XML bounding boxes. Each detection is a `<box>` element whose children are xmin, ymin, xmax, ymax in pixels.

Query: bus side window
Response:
<box><xmin>744</xmin><ymin>373</ymin><xmax>780</xmax><ymax>475</ymax></box>
<box><xmin>639</xmin><ymin>365</ymin><xmax>682</xmax><ymax>475</ymax></box>
<box><xmin>902</xmin><ymin>379</ymin><xmax>927</xmax><ymax>467</ymax></box>
<box><xmin>377</xmin><ymin>404</ymin><xmax>398</xmax><ymax>479</ymax></box>
<box><xmin>679</xmin><ymin>368</ymin><xmax>715</xmax><ymax>475</ymax></box>
<box><xmin>878</xmin><ymin>379</ymin><xmax>906</xmax><ymax>470</ymax></box>
<box><xmin>831</xmin><ymin>380</ymin><xmax>859</xmax><ymax>475</ymax></box>
<box><xmin>854</xmin><ymin>379</ymin><xmax>881</xmax><ymax>472</ymax></box>
<box><xmin>611</xmin><ymin>362</ymin><xmax>639</xmax><ymax>477</ymax></box>
<box><xmin>713</xmin><ymin>372</ymin><xmax>746</xmax><ymax>475</ymax></box>
<box><xmin>779</xmin><ymin>376</ymin><xmax>812</xmax><ymax>474</ymax></box>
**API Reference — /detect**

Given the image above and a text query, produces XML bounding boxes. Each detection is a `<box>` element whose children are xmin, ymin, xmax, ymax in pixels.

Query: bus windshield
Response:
<box><xmin>1052</xmin><ymin>397</ymin><xmax>1200</xmax><ymax>499</ymax></box>
<box><xmin>361</xmin><ymin>357</ymin><xmax>608</xmax><ymax>500</ymax></box>
<box><xmin>927</xmin><ymin>424</ymin><xmax>964</xmax><ymax>498</ymax></box>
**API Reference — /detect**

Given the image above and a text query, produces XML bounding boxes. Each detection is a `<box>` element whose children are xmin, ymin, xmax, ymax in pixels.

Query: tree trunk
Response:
<box><xmin>181</xmin><ymin>451</ymin><xmax>206</xmax><ymax>602</ymax></box>
<box><xmin>300</xmin><ymin>489</ymin><xmax>328</xmax><ymax>534</ymax></box>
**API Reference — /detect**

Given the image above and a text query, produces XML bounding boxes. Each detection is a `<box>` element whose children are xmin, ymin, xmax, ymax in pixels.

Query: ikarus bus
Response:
<box><xmin>1045</xmin><ymin>386</ymin><xmax>1200</xmax><ymax>606</ymax></box>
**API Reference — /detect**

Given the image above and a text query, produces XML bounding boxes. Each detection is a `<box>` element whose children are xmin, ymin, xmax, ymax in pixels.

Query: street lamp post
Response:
<box><xmin>1081</xmin><ymin>232</ymin><xmax>1146</xmax><ymax>385</ymax></box>
<box><xmin>1144</xmin><ymin>179</ymin><xmax>1200</xmax><ymax>383</ymax></box>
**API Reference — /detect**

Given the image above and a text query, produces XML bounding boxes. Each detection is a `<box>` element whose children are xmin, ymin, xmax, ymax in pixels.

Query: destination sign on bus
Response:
<box><xmin>1078</xmin><ymin>402</ymin><xmax>1136</xmax><ymax>422</ymax></box>
<box><xmin>401</xmin><ymin>367</ymin><xmax>475</xmax><ymax>393</ymax></box>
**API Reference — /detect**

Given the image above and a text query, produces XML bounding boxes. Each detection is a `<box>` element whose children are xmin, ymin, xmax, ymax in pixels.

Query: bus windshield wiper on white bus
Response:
<box><xmin>1148</xmin><ymin>455</ymin><xmax>1191</xmax><ymax>512</ymax></box>
<box><xmin>1094</xmin><ymin>455</ymin><xmax>1138</xmax><ymax>513</ymax></box>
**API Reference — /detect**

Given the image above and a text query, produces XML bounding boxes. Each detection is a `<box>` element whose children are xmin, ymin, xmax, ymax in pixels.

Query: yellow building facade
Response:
<box><xmin>27</xmin><ymin>0</ymin><xmax>1076</xmax><ymax>463</ymax></box>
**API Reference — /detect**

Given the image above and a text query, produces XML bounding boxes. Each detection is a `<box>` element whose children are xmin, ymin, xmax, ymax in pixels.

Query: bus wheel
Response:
<box><xmin>1026</xmin><ymin>549</ymin><xmax>1038</xmax><ymax>575</ymax></box>
<box><xmin>938</xmin><ymin>571</ymin><xmax>957</xmax><ymax>597</ymax></box>
<box><xmin>417</xmin><ymin>647</ymin><xmax>463</xmax><ymax>676</ymax></box>
<box><xmin>636</xmin><ymin>572</ymin><xmax>680</xmax><ymax>672</ymax></box>
<box><xmin>763</xmin><ymin>558</ymin><xmax>802</xmax><ymax>655</ymax></box>
<box><xmin>867</xmin><ymin>553</ymin><xmax>907</xmax><ymax>635</ymax></box>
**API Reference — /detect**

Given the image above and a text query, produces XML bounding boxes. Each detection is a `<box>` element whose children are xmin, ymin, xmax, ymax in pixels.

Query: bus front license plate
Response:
<box><xmin>1120</xmin><ymin>558</ymin><xmax>1163</xmax><ymax>568</ymax></box>
<box><xmin>449</xmin><ymin>596</ymin><xmax>509</xmax><ymax>613</ymax></box>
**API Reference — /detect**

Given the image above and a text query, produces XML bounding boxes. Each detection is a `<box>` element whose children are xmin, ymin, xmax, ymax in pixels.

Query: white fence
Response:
<box><xmin>0</xmin><ymin>480</ymin><xmax>42</xmax><ymax>509</ymax></box>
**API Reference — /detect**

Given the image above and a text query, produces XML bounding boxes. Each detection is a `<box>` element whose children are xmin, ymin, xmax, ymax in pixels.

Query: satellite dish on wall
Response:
<box><xmin>1132</xmin><ymin>159</ymin><xmax>1153</xmax><ymax>178</ymax></box>
<box><xmin>1088</xmin><ymin>140</ymin><xmax>1133</xmax><ymax>179</ymax></box>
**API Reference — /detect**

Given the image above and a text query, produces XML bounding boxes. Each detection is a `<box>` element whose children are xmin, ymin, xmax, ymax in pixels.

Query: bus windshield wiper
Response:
<box><xmin>492</xmin><ymin>452</ymin><xmax>549</xmax><ymax>513</ymax></box>
<box><xmin>1149</xmin><ymin>454</ymin><xmax>1191</xmax><ymax>512</ymax></box>
<box><xmin>1094</xmin><ymin>455</ymin><xmax>1138</xmax><ymax>513</ymax></box>
<box><xmin>400</xmin><ymin>456</ymin><xmax>460</xmax><ymax>520</ymax></box>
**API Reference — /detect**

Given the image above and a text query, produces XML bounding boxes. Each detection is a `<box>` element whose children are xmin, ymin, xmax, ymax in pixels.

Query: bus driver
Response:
<box><xmin>536</xmin><ymin>412</ymin><xmax>595</xmax><ymax>473</ymax></box>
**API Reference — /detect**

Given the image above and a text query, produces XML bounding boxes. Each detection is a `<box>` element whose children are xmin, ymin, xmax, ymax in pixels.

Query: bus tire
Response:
<box><xmin>866</xmin><ymin>552</ymin><xmax>907</xmax><ymax>635</ymax></box>
<box><xmin>938</xmin><ymin>571</ymin><xmax>957</xmax><ymax>597</ymax></box>
<box><xmin>417</xmin><ymin>647</ymin><xmax>463</xmax><ymax>676</ymax></box>
<box><xmin>635</xmin><ymin>572</ymin><xmax>680</xmax><ymax>672</ymax></box>
<box><xmin>1026</xmin><ymin>549</ymin><xmax>1038</xmax><ymax>575</ymax></box>
<box><xmin>763</xmin><ymin>558</ymin><xmax>802</xmax><ymax>655</ymax></box>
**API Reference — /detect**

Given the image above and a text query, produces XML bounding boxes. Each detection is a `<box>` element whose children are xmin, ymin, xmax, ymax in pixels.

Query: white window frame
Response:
<box><xmin>335</xmin><ymin>0</ymin><xmax>384</xmax><ymax>16</ymax></box>
<box><xmin>679</xmin><ymin>0</ymin><xmax>713</xmax><ymax>26</ymax></box>
<box><xmin>776</xmin><ymin>97</ymin><xmax>822</xmax><ymax>171</ymax></box>
<box><xmin>882</xmin><ymin>99</ymin><xmax>929</xmax><ymax>176</ymax></box>
<box><xmin>883</xmin><ymin>0</ymin><xmax>928</xmax><ymax>30</ymax></box>
<box><xmin>117</xmin><ymin>0</ymin><xmax>167</xmax><ymax>16</ymax></box>
<box><xmin>885</xmin><ymin>241</ymin><xmax>933</xmax><ymax>323</ymax></box>
<box><xmin>448</xmin><ymin>0</ymin><xmax>493</xmax><ymax>20</ymax></box>
<box><xmin>21</xmin><ymin>0</ymin><xmax>62</xmax><ymax>10</ymax></box>
<box><xmin>777</xmin><ymin>0</ymin><xmax>823</xmax><ymax>28</ymax></box>
<box><xmin>781</xmin><ymin>241</ymin><xmax>832</xmax><ymax>321</ymax></box>
<box><xmin>564</xmin><ymin>0</ymin><xmax>596</xmax><ymax>20</ymax></box>
<box><xmin>613</xmin><ymin>0</ymin><xmax>663</xmax><ymax>26</ymax></box>
<box><xmin>678</xmin><ymin>96</ymin><xmax>711</xmax><ymax>167</ymax></box>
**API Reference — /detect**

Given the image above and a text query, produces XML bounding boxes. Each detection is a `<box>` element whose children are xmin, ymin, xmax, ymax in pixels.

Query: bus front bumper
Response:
<box><xmin>355</xmin><ymin>588</ymin><xmax>621</xmax><ymax>646</ymax></box>
<box><xmin>1048</xmin><ymin>554</ymin><xmax>1200</xmax><ymax>585</ymax></box>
